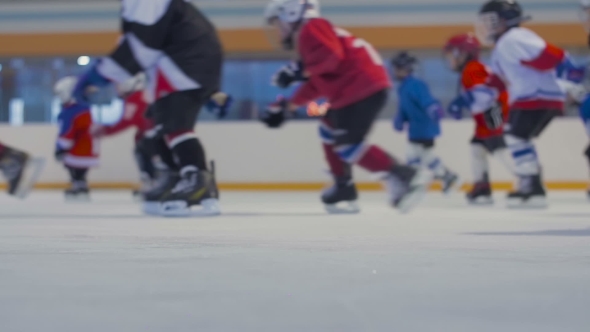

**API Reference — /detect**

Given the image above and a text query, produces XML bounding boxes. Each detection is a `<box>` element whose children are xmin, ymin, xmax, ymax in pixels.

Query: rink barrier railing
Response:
<box><xmin>0</xmin><ymin>23</ymin><xmax>585</xmax><ymax>56</ymax></box>
<box><xmin>0</xmin><ymin>182</ymin><xmax>587</xmax><ymax>192</ymax></box>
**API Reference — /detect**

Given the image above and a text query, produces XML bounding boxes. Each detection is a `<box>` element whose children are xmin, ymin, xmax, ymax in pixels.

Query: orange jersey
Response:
<box><xmin>57</xmin><ymin>103</ymin><xmax>99</xmax><ymax>168</ymax></box>
<box><xmin>461</xmin><ymin>60</ymin><xmax>509</xmax><ymax>139</ymax></box>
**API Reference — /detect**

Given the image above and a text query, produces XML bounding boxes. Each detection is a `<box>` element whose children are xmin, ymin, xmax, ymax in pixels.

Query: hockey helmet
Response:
<box><xmin>443</xmin><ymin>33</ymin><xmax>481</xmax><ymax>71</ymax></box>
<box><xmin>391</xmin><ymin>51</ymin><xmax>417</xmax><ymax>70</ymax></box>
<box><xmin>54</xmin><ymin>76</ymin><xmax>78</xmax><ymax>105</ymax></box>
<box><xmin>476</xmin><ymin>0</ymin><xmax>530</xmax><ymax>46</ymax></box>
<box><xmin>264</xmin><ymin>0</ymin><xmax>321</xmax><ymax>50</ymax></box>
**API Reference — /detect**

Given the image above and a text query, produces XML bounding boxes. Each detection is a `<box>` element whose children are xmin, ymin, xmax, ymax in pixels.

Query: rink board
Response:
<box><xmin>0</xmin><ymin>118</ymin><xmax>588</xmax><ymax>190</ymax></box>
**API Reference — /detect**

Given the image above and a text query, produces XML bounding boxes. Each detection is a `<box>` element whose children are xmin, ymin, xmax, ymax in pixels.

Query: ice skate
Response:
<box><xmin>507</xmin><ymin>175</ymin><xmax>547</xmax><ymax>209</ymax></box>
<box><xmin>384</xmin><ymin>165</ymin><xmax>433</xmax><ymax>214</ymax></box>
<box><xmin>157</xmin><ymin>167</ymin><xmax>220</xmax><ymax>217</ymax></box>
<box><xmin>321</xmin><ymin>176</ymin><xmax>360</xmax><ymax>214</ymax></box>
<box><xmin>65</xmin><ymin>187</ymin><xmax>91</xmax><ymax>202</ymax></box>
<box><xmin>141</xmin><ymin>170</ymin><xmax>180</xmax><ymax>215</ymax></box>
<box><xmin>440</xmin><ymin>171</ymin><xmax>460</xmax><ymax>195</ymax></box>
<box><xmin>466</xmin><ymin>182</ymin><xmax>494</xmax><ymax>205</ymax></box>
<box><xmin>0</xmin><ymin>148</ymin><xmax>45</xmax><ymax>199</ymax></box>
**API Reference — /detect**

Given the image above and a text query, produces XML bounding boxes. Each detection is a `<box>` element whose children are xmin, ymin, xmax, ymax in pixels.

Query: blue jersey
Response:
<box><xmin>394</xmin><ymin>75</ymin><xmax>442</xmax><ymax>140</ymax></box>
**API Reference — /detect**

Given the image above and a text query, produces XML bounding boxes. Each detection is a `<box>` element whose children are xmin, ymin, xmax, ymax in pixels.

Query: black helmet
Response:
<box><xmin>476</xmin><ymin>0</ymin><xmax>530</xmax><ymax>45</ymax></box>
<box><xmin>391</xmin><ymin>51</ymin><xmax>417</xmax><ymax>70</ymax></box>
<box><xmin>479</xmin><ymin>0</ymin><xmax>529</xmax><ymax>28</ymax></box>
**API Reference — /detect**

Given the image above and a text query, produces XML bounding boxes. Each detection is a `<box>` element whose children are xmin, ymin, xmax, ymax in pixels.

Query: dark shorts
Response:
<box><xmin>150</xmin><ymin>89</ymin><xmax>209</xmax><ymax>135</ymax></box>
<box><xmin>471</xmin><ymin>135</ymin><xmax>507</xmax><ymax>153</ymax></box>
<box><xmin>409</xmin><ymin>139</ymin><xmax>435</xmax><ymax>148</ymax></box>
<box><xmin>323</xmin><ymin>89</ymin><xmax>388</xmax><ymax>145</ymax></box>
<box><xmin>505</xmin><ymin>109</ymin><xmax>560</xmax><ymax>140</ymax></box>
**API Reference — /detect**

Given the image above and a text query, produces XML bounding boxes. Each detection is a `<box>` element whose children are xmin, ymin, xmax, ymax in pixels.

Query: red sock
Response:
<box><xmin>356</xmin><ymin>145</ymin><xmax>394</xmax><ymax>173</ymax></box>
<box><xmin>323</xmin><ymin>143</ymin><xmax>347</xmax><ymax>177</ymax></box>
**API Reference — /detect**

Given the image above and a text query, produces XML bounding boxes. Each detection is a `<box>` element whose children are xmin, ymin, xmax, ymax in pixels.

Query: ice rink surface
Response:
<box><xmin>1</xmin><ymin>190</ymin><xmax>589</xmax><ymax>332</ymax></box>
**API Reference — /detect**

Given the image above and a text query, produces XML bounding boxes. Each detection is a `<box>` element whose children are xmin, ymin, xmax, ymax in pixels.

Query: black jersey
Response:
<box><xmin>98</xmin><ymin>0</ymin><xmax>223</xmax><ymax>97</ymax></box>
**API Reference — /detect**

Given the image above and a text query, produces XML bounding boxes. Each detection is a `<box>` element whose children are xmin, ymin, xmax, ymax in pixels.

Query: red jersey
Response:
<box><xmin>291</xmin><ymin>18</ymin><xmax>391</xmax><ymax>109</ymax></box>
<box><xmin>57</xmin><ymin>103</ymin><xmax>99</xmax><ymax>168</ymax></box>
<box><xmin>461</xmin><ymin>60</ymin><xmax>509</xmax><ymax>139</ymax></box>
<box><xmin>102</xmin><ymin>91</ymin><xmax>153</xmax><ymax>141</ymax></box>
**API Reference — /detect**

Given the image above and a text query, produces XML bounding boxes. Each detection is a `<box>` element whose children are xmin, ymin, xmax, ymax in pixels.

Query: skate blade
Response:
<box><xmin>467</xmin><ymin>196</ymin><xmax>494</xmax><ymax>206</ymax></box>
<box><xmin>324</xmin><ymin>201</ymin><xmax>360</xmax><ymax>215</ymax></box>
<box><xmin>14</xmin><ymin>157</ymin><xmax>46</xmax><ymax>199</ymax></box>
<box><xmin>65</xmin><ymin>194</ymin><xmax>91</xmax><ymax>202</ymax></box>
<box><xmin>506</xmin><ymin>196</ymin><xmax>548</xmax><ymax>209</ymax></box>
<box><xmin>142</xmin><ymin>201</ymin><xmax>161</xmax><ymax>216</ymax></box>
<box><xmin>154</xmin><ymin>198</ymin><xmax>221</xmax><ymax>218</ymax></box>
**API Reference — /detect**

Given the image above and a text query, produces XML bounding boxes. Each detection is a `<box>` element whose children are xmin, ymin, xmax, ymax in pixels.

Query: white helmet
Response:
<box><xmin>54</xmin><ymin>76</ymin><xmax>78</xmax><ymax>105</ymax></box>
<box><xmin>116</xmin><ymin>72</ymin><xmax>147</xmax><ymax>97</ymax></box>
<box><xmin>558</xmin><ymin>79</ymin><xmax>588</xmax><ymax>104</ymax></box>
<box><xmin>264</xmin><ymin>0</ymin><xmax>320</xmax><ymax>49</ymax></box>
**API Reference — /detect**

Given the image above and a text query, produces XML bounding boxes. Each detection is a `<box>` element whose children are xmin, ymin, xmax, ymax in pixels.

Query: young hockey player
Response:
<box><xmin>73</xmin><ymin>0</ymin><xmax>228</xmax><ymax>216</ymax></box>
<box><xmin>391</xmin><ymin>51</ymin><xmax>459</xmax><ymax>194</ymax></box>
<box><xmin>443</xmin><ymin>33</ymin><xmax>514</xmax><ymax>204</ymax></box>
<box><xmin>54</xmin><ymin>77</ymin><xmax>99</xmax><ymax>201</ymax></box>
<box><xmin>261</xmin><ymin>0</ymin><xmax>433</xmax><ymax>214</ymax></box>
<box><xmin>477</xmin><ymin>0</ymin><xmax>566</xmax><ymax>208</ymax></box>
<box><xmin>0</xmin><ymin>143</ymin><xmax>45</xmax><ymax>199</ymax></box>
<box><xmin>91</xmin><ymin>73</ymin><xmax>161</xmax><ymax>198</ymax></box>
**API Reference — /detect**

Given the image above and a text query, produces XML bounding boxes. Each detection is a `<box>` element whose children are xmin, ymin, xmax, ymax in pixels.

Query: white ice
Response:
<box><xmin>1</xmin><ymin>191</ymin><xmax>589</xmax><ymax>332</ymax></box>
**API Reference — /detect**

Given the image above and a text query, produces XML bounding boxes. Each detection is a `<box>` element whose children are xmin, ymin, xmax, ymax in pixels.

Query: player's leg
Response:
<box><xmin>504</xmin><ymin>109</ymin><xmax>558</xmax><ymax>208</ymax></box>
<box><xmin>147</xmin><ymin>90</ymin><xmax>219</xmax><ymax>217</ymax></box>
<box><xmin>133</xmin><ymin>137</ymin><xmax>158</xmax><ymax>197</ymax></box>
<box><xmin>0</xmin><ymin>142</ymin><xmax>45</xmax><ymax>199</ymax></box>
<box><xmin>64</xmin><ymin>166</ymin><xmax>90</xmax><ymax>201</ymax></box>
<box><xmin>467</xmin><ymin>138</ymin><xmax>493</xmax><ymax>204</ymax></box>
<box><xmin>331</xmin><ymin>90</ymin><xmax>433</xmax><ymax>213</ymax></box>
<box><xmin>318</xmin><ymin>117</ymin><xmax>359</xmax><ymax>214</ymax></box>
<box><xmin>411</xmin><ymin>139</ymin><xmax>459</xmax><ymax>194</ymax></box>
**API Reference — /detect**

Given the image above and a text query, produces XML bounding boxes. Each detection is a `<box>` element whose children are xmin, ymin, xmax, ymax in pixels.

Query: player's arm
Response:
<box><xmin>503</xmin><ymin>33</ymin><xmax>565</xmax><ymax>71</ymax></box>
<box><xmin>393</xmin><ymin>104</ymin><xmax>407</xmax><ymax>132</ymax></box>
<box><xmin>95</xmin><ymin>0</ymin><xmax>177</xmax><ymax>85</ymax></box>
<box><xmin>298</xmin><ymin>20</ymin><xmax>345</xmax><ymax>76</ymax></box>
<box><xmin>290</xmin><ymin>80</ymin><xmax>322</xmax><ymax>109</ymax></box>
<box><xmin>411</xmin><ymin>80</ymin><xmax>443</xmax><ymax>120</ymax></box>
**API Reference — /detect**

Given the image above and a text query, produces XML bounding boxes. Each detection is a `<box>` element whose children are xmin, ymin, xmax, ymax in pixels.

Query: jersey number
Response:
<box><xmin>334</xmin><ymin>28</ymin><xmax>383</xmax><ymax>66</ymax></box>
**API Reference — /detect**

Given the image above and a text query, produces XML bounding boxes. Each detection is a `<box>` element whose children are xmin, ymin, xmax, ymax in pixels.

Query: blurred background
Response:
<box><xmin>0</xmin><ymin>0</ymin><xmax>586</xmax><ymax>125</ymax></box>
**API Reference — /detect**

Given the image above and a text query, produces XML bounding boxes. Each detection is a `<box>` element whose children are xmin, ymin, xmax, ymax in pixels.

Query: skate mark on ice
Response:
<box><xmin>466</xmin><ymin>227</ymin><xmax>590</xmax><ymax>237</ymax></box>
<box><xmin>0</xmin><ymin>214</ymin><xmax>141</xmax><ymax>220</ymax></box>
<box><xmin>222</xmin><ymin>212</ymin><xmax>329</xmax><ymax>217</ymax></box>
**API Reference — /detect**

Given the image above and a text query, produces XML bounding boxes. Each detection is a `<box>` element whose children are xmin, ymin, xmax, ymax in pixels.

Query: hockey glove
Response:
<box><xmin>261</xmin><ymin>97</ymin><xmax>289</xmax><ymax>128</ymax></box>
<box><xmin>482</xmin><ymin>103</ymin><xmax>504</xmax><ymax>130</ymax></box>
<box><xmin>447</xmin><ymin>95</ymin><xmax>468</xmax><ymax>120</ymax></box>
<box><xmin>74</xmin><ymin>62</ymin><xmax>111</xmax><ymax>102</ymax></box>
<box><xmin>205</xmin><ymin>91</ymin><xmax>233</xmax><ymax>119</ymax></box>
<box><xmin>54</xmin><ymin>148</ymin><xmax>67</xmax><ymax>162</ymax></box>
<box><xmin>272</xmin><ymin>61</ymin><xmax>307</xmax><ymax>89</ymax></box>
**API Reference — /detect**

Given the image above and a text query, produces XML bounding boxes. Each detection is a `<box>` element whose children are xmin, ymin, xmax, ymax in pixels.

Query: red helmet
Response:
<box><xmin>443</xmin><ymin>33</ymin><xmax>481</xmax><ymax>60</ymax></box>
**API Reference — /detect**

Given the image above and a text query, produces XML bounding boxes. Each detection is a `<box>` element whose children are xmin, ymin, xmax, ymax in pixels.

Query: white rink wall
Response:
<box><xmin>0</xmin><ymin>118</ymin><xmax>588</xmax><ymax>185</ymax></box>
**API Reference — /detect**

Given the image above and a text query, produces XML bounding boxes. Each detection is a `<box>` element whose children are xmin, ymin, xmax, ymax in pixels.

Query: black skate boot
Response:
<box><xmin>321</xmin><ymin>176</ymin><xmax>359</xmax><ymax>214</ymax></box>
<box><xmin>440</xmin><ymin>170</ymin><xmax>460</xmax><ymax>195</ymax></box>
<box><xmin>157</xmin><ymin>164</ymin><xmax>220</xmax><ymax>217</ymax></box>
<box><xmin>142</xmin><ymin>169</ymin><xmax>180</xmax><ymax>215</ymax></box>
<box><xmin>466</xmin><ymin>182</ymin><xmax>493</xmax><ymax>205</ymax></box>
<box><xmin>65</xmin><ymin>181</ymin><xmax>90</xmax><ymax>202</ymax></box>
<box><xmin>0</xmin><ymin>147</ymin><xmax>45</xmax><ymax>199</ymax></box>
<box><xmin>507</xmin><ymin>175</ymin><xmax>547</xmax><ymax>209</ymax></box>
<box><xmin>384</xmin><ymin>164</ymin><xmax>434</xmax><ymax>214</ymax></box>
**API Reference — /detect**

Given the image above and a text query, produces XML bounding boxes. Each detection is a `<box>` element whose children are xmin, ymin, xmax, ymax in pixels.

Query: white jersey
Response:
<box><xmin>490</xmin><ymin>27</ymin><xmax>565</xmax><ymax>111</ymax></box>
